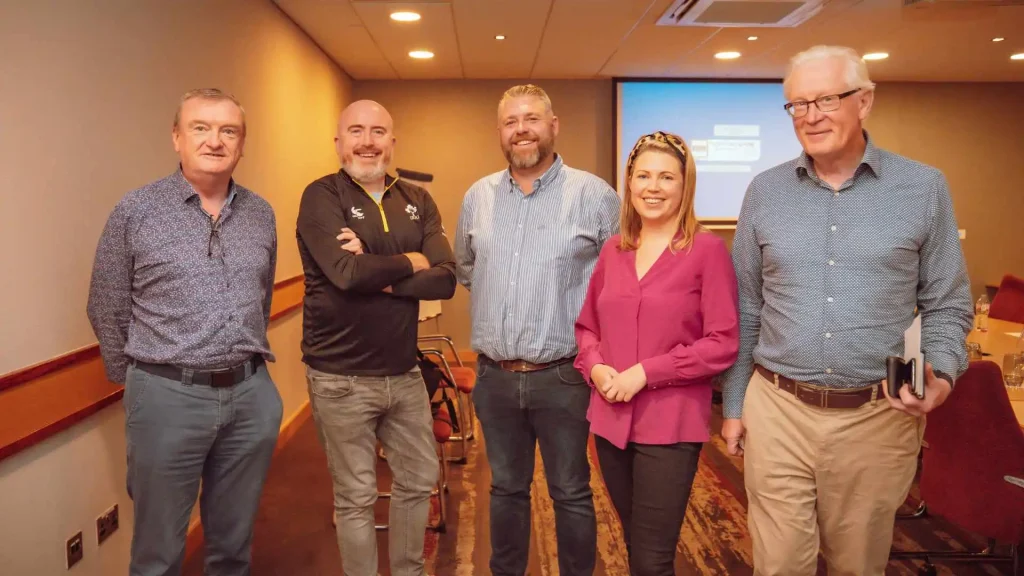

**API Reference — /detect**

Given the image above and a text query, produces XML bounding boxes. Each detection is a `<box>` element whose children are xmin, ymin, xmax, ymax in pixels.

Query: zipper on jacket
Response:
<box><xmin>355</xmin><ymin>178</ymin><xmax>399</xmax><ymax>233</ymax></box>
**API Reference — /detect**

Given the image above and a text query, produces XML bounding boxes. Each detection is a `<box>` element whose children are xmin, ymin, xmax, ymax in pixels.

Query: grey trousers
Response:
<box><xmin>306</xmin><ymin>366</ymin><xmax>439</xmax><ymax>576</ymax></box>
<box><xmin>124</xmin><ymin>361</ymin><xmax>283</xmax><ymax>576</ymax></box>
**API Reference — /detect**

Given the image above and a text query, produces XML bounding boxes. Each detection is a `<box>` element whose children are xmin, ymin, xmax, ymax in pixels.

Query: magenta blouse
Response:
<box><xmin>574</xmin><ymin>232</ymin><xmax>740</xmax><ymax>449</ymax></box>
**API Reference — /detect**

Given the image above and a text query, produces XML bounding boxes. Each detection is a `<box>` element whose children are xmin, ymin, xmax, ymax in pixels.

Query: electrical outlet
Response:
<box><xmin>66</xmin><ymin>531</ymin><xmax>83</xmax><ymax>569</ymax></box>
<box><xmin>96</xmin><ymin>504</ymin><xmax>119</xmax><ymax>545</ymax></box>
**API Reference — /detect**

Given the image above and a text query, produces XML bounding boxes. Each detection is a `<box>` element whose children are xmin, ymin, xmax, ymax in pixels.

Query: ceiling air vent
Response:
<box><xmin>656</xmin><ymin>0</ymin><xmax>825</xmax><ymax>27</ymax></box>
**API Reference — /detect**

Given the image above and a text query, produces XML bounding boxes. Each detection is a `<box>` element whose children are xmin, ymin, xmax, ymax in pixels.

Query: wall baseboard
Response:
<box><xmin>183</xmin><ymin>400</ymin><xmax>312</xmax><ymax>564</ymax></box>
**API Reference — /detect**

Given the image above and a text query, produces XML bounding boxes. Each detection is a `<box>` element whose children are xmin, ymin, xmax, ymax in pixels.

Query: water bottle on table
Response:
<box><xmin>975</xmin><ymin>294</ymin><xmax>990</xmax><ymax>332</ymax></box>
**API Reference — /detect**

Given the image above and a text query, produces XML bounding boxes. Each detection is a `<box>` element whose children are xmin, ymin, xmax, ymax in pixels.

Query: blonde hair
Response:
<box><xmin>173</xmin><ymin>88</ymin><xmax>246</xmax><ymax>134</ymax></box>
<box><xmin>783</xmin><ymin>45</ymin><xmax>876</xmax><ymax>98</ymax></box>
<box><xmin>620</xmin><ymin>132</ymin><xmax>703</xmax><ymax>252</ymax></box>
<box><xmin>498</xmin><ymin>84</ymin><xmax>553</xmax><ymax>115</ymax></box>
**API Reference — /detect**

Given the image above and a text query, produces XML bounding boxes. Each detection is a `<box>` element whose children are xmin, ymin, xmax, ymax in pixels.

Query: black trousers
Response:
<box><xmin>595</xmin><ymin>435</ymin><xmax>703</xmax><ymax>576</ymax></box>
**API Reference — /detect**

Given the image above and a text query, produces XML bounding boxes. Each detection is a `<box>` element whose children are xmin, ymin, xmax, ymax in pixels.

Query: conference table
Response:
<box><xmin>965</xmin><ymin>318</ymin><xmax>1024</xmax><ymax>427</ymax></box>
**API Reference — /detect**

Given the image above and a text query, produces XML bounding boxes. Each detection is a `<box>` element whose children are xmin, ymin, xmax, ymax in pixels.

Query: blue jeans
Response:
<box><xmin>472</xmin><ymin>356</ymin><xmax>596</xmax><ymax>576</ymax></box>
<box><xmin>124</xmin><ymin>361</ymin><xmax>283</xmax><ymax>576</ymax></box>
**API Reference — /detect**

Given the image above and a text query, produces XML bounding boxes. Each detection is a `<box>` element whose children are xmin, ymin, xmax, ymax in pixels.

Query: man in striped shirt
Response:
<box><xmin>455</xmin><ymin>84</ymin><xmax>620</xmax><ymax>576</ymax></box>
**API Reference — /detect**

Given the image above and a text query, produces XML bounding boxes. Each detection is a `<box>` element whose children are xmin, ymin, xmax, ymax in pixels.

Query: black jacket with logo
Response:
<box><xmin>296</xmin><ymin>169</ymin><xmax>456</xmax><ymax>376</ymax></box>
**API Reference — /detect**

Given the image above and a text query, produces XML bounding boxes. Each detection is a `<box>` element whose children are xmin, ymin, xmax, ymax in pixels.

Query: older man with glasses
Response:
<box><xmin>720</xmin><ymin>45</ymin><xmax>973</xmax><ymax>575</ymax></box>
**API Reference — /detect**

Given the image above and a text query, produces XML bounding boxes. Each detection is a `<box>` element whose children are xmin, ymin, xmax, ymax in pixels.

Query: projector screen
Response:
<box><xmin>615</xmin><ymin>81</ymin><xmax>804</xmax><ymax>223</ymax></box>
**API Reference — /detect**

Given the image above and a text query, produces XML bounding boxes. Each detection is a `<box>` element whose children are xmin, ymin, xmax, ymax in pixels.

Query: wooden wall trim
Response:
<box><xmin>0</xmin><ymin>274</ymin><xmax>304</xmax><ymax>464</ymax></box>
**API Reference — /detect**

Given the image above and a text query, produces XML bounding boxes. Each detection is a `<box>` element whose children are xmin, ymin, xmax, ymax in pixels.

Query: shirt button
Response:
<box><xmin>514</xmin><ymin>252</ymin><xmax>518</xmax><ymax>257</ymax></box>
<box><xmin>828</xmin><ymin>260</ymin><xmax>835</xmax><ymax>266</ymax></box>
<box><xmin>825</xmin><ymin>368</ymin><xmax>833</xmax><ymax>374</ymax></box>
<box><xmin>830</xmin><ymin>225</ymin><xmax>837</xmax><ymax>232</ymax></box>
<box><xmin>827</xmin><ymin>297</ymin><xmax>834</xmax><ymax>303</ymax></box>
<box><xmin>833</xmin><ymin>192</ymin><xmax>839</xmax><ymax>197</ymax></box>
<box><xmin>825</xmin><ymin>332</ymin><xmax>832</xmax><ymax>338</ymax></box>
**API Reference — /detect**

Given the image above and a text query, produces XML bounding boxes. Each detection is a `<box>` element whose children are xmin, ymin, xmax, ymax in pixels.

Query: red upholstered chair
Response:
<box><xmin>417</xmin><ymin>300</ymin><xmax>477</xmax><ymax>464</ymax></box>
<box><xmin>890</xmin><ymin>360</ymin><xmax>1024</xmax><ymax>574</ymax></box>
<box><xmin>990</xmin><ymin>274</ymin><xmax>1024</xmax><ymax>323</ymax></box>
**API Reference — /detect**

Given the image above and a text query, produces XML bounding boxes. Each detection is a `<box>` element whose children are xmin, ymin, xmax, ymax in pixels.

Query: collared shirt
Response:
<box><xmin>719</xmin><ymin>133</ymin><xmax>973</xmax><ymax>419</ymax></box>
<box><xmin>87</xmin><ymin>169</ymin><xmax>277</xmax><ymax>384</ymax></box>
<box><xmin>296</xmin><ymin>170</ymin><xmax>456</xmax><ymax>377</ymax></box>
<box><xmin>455</xmin><ymin>154</ymin><xmax>621</xmax><ymax>363</ymax></box>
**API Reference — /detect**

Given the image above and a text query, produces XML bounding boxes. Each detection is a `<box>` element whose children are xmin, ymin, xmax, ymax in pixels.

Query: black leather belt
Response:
<box><xmin>132</xmin><ymin>356</ymin><xmax>264</xmax><ymax>388</ymax></box>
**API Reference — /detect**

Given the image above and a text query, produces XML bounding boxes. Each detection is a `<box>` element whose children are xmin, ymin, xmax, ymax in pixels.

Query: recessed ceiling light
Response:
<box><xmin>715</xmin><ymin>51</ymin><xmax>741</xmax><ymax>60</ymax></box>
<box><xmin>862</xmin><ymin>52</ymin><xmax>889</xmax><ymax>61</ymax></box>
<box><xmin>992</xmin><ymin>37</ymin><xmax>1005</xmax><ymax>42</ymax></box>
<box><xmin>390</xmin><ymin>11</ymin><xmax>421</xmax><ymax>22</ymax></box>
<box><xmin>1011</xmin><ymin>53</ymin><xmax>1024</xmax><ymax>60</ymax></box>
<box><xmin>495</xmin><ymin>35</ymin><xmax>506</xmax><ymax>40</ymax></box>
<box><xmin>747</xmin><ymin>36</ymin><xmax>758</xmax><ymax>41</ymax></box>
<box><xmin>409</xmin><ymin>50</ymin><xmax>434</xmax><ymax>59</ymax></box>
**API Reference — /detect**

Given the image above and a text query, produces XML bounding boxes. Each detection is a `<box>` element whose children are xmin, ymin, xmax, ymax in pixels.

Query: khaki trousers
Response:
<box><xmin>743</xmin><ymin>369</ymin><xmax>923</xmax><ymax>576</ymax></box>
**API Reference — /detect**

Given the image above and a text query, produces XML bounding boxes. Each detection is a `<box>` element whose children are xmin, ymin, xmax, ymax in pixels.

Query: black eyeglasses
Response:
<box><xmin>784</xmin><ymin>88</ymin><xmax>860</xmax><ymax>118</ymax></box>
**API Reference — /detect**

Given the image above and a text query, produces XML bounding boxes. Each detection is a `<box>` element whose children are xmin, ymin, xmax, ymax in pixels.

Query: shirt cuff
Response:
<box><xmin>576</xmin><ymin>349</ymin><xmax>605</xmax><ymax>386</ymax></box>
<box><xmin>640</xmin><ymin>354</ymin><xmax>676</xmax><ymax>388</ymax></box>
<box><xmin>933</xmin><ymin>370</ymin><xmax>955</xmax><ymax>389</ymax></box>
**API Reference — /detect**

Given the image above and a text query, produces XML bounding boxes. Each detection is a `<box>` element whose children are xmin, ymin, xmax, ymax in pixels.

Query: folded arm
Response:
<box><xmin>87</xmin><ymin>201</ymin><xmax>135</xmax><ymax>384</ymax></box>
<box><xmin>297</xmin><ymin>181</ymin><xmax>413</xmax><ymax>293</ymax></box>
<box><xmin>640</xmin><ymin>238</ymin><xmax>740</xmax><ymax>388</ymax></box>
<box><xmin>389</xmin><ymin>191</ymin><xmax>457</xmax><ymax>300</ymax></box>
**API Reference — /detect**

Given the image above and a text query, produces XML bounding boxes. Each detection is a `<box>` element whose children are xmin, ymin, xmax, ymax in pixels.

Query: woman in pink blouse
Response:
<box><xmin>574</xmin><ymin>131</ymin><xmax>739</xmax><ymax>575</ymax></box>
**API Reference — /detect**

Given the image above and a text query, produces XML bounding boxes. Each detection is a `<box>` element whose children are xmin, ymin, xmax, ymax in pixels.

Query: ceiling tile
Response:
<box><xmin>352</xmin><ymin>1</ymin><xmax>463</xmax><ymax>79</ymax></box>
<box><xmin>453</xmin><ymin>0</ymin><xmax>551</xmax><ymax>78</ymax></box>
<box><xmin>532</xmin><ymin>0</ymin><xmax>662</xmax><ymax>78</ymax></box>
<box><xmin>276</xmin><ymin>0</ymin><xmax>1024</xmax><ymax>82</ymax></box>
<box><xmin>273</xmin><ymin>0</ymin><xmax>397</xmax><ymax>78</ymax></box>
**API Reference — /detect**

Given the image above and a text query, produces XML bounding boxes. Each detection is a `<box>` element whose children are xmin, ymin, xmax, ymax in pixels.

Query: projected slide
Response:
<box><xmin>616</xmin><ymin>81</ymin><xmax>803</xmax><ymax>221</ymax></box>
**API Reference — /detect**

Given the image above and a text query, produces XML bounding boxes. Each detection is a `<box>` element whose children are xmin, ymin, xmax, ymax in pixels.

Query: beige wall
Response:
<box><xmin>0</xmin><ymin>0</ymin><xmax>351</xmax><ymax>374</ymax></box>
<box><xmin>866</xmin><ymin>82</ymin><xmax>1024</xmax><ymax>300</ymax></box>
<box><xmin>0</xmin><ymin>0</ymin><xmax>349</xmax><ymax>573</ymax></box>
<box><xmin>355</xmin><ymin>79</ymin><xmax>1023</xmax><ymax>348</ymax></box>
<box><xmin>353</xmin><ymin>79</ymin><xmax>616</xmax><ymax>349</ymax></box>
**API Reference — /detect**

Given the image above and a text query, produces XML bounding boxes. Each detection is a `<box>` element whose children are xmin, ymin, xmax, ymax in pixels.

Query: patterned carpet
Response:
<box><xmin>184</xmin><ymin>402</ymin><xmax>1016</xmax><ymax>575</ymax></box>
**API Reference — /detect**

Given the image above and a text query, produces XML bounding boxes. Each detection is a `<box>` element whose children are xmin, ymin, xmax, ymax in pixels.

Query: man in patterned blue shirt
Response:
<box><xmin>720</xmin><ymin>46</ymin><xmax>973</xmax><ymax>575</ymax></box>
<box><xmin>455</xmin><ymin>84</ymin><xmax>620</xmax><ymax>576</ymax></box>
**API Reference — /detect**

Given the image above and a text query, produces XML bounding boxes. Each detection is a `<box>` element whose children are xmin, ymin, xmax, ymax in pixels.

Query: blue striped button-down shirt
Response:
<box><xmin>455</xmin><ymin>155</ymin><xmax>621</xmax><ymax>363</ymax></box>
<box><xmin>719</xmin><ymin>134</ymin><xmax>973</xmax><ymax>419</ymax></box>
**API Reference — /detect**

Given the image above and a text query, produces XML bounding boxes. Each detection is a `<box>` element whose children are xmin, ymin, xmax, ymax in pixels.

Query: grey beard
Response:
<box><xmin>343</xmin><ymin>163</ymin><xmax>387</xmax><ymax>184</ymax></box>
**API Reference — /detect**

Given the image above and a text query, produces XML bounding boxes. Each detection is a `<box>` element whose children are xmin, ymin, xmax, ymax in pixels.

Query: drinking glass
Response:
<box><xmin>1003</xmin><ymin>353</ymin><xmax>1023</xmax><ymax>388</ymax></box>
<box><xmin>967</xmin><ymin>342</ymin><xmax>983</xmax><ymax>361</ymax></box>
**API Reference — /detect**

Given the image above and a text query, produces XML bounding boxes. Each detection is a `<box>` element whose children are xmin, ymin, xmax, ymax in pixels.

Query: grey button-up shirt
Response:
<box><xmin>87</xmin><ymin>169</ymin><xmax>277</xmax><ymax>384</ymax></box>
<box><xmin>455</xmin><ymin>155</ymin><xmax>621</xmax><ymax>364</ymax></box>
<box><xmin>720</xmin><ymin>134</ymin><xmax>973</xmax><ymax>419</ymax></box>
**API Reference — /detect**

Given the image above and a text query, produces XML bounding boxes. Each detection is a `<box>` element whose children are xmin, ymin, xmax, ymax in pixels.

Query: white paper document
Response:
<box><xmin>903</xmin><ymin>315</ymin><xmax>924</xmax><ymax>385</ymax></box>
